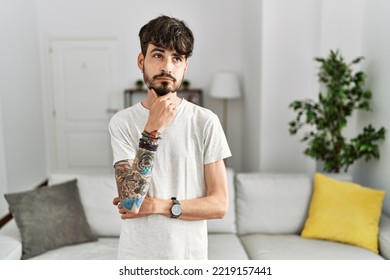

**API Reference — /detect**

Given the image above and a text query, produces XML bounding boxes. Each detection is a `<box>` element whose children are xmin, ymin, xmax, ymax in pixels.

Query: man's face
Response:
<box><xmin>138</xmin><ymin>44</ymin><xmax>188</xmax><ymax>96</ymax></box>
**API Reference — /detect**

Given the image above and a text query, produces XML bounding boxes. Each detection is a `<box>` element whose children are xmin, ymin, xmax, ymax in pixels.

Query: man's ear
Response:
<box><xmin>137</xmin><ymin>52</ymin><xmax>144</xmax><ymax>71</ymax></box>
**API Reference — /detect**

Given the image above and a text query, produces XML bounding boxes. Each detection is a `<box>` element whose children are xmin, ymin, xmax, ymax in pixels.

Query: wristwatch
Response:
<box><xmin>170</xmin><ymin>197</ymin><xmax>182</xmax><ymax>218</ymax></box>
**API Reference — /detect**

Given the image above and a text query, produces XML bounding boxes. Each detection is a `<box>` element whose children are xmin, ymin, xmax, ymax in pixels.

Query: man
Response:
<box><xmin>108</xmin><ymin>15</ymin><xmax>231</xmax><ymax>260</ymax></box>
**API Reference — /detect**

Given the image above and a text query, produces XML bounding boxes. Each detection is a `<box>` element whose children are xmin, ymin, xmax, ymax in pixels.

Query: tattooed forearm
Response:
<box><xmin>114</xmin><ymin>148</ymin><xmax>156</xmax><ymax>210</ymax></box>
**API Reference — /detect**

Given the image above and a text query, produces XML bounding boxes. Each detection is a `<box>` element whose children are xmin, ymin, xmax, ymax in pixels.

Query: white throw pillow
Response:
<box><xmin>48</xmin><ymin>173</ymin><xmax>121</xmax><ymax>237</ymax></box>
<box><xmin>236</xmin><ymin>173</ymin><xmax>313</xmax><ymax>235</ymax></box>
<box><xmin>207</xmin><ymin>168</ymin><xmax>237</xmax><ymax>233</ymax></box>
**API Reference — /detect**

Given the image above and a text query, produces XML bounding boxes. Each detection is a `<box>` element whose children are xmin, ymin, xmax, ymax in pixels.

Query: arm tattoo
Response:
<box><xmin>114</xmin><ymin>147</ymin><xmax>156</xmax><ymax>210</ymax></box>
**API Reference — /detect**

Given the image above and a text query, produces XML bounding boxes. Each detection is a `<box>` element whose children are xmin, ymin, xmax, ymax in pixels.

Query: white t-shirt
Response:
<box><xmin>108</xmin><ymin>99</ymin><xmax>231</xmax><ymax>259</ymax></box>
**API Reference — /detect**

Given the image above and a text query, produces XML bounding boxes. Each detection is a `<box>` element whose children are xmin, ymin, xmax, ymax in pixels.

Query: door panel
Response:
<box><xmin>50</xmin><ymin>38</ymin><xmax>119</xmax><ymax>172</ymax></box>
<box><xmin>67</xmin><ymin>132</ymin><xmax>112</xmax><ymax>168</ymax></box>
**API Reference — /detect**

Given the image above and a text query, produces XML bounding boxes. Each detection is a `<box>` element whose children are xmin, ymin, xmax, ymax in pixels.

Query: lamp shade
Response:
<box><xmin>209</xmin><ymin>72</ymin><xmax>241</xmax><ymax>99</ymax></box>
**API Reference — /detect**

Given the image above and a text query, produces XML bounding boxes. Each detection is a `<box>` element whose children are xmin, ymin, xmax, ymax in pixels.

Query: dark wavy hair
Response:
<box><xmin>139</xmin><ymin>15</ymin><xmax>194</xmax><ymax>58</ymax></box>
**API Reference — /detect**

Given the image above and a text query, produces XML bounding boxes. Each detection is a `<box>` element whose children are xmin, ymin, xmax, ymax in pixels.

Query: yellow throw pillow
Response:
<box><xmin>301</xmin><ymin>173</ymin><xmax>385</xmax><ymax>253</ymax></box>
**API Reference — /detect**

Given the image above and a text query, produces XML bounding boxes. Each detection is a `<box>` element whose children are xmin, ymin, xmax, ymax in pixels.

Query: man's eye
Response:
<box><xmin>153</xmin><ymin>53</ymin><xmax>163</xmax><ymax>59</ymax></box>
<box><xmin>173</xmin><ymin>57</ymin><xmax>183</xmax><ymax>62</ymax></box>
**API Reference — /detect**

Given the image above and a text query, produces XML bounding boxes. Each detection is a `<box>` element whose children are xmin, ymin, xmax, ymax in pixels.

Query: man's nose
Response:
<box><xmin>161</xmin><ymin>59</ymin><xmax>173</xmax><ymax>74</ymax></box>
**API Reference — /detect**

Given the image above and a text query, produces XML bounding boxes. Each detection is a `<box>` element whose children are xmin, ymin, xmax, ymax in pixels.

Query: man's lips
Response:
<box><xmin>153</xmin><ymin>74</ymin><xmax>176</xmax><ymax>82</ymax></box>
<box><xmin>156</xmin><ymin>77</ymin><xmax>172</xmax><ymax>81</ymax></box>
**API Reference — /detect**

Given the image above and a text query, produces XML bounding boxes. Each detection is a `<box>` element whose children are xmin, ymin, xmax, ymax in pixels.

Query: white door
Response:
<box><xmin>50</xmin><ymin>38</ymin><xmax>120</xmax><ymax>173</ymax></box>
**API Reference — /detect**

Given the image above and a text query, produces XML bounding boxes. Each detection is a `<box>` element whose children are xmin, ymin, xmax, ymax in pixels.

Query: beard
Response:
<box><xmin>152</xmin><ymin>81</ymin><xmax>173</xmax><ymax>96</ymax></box>
<box><xmin>143</xmin><ymin>68</ymin><xmax>184</xmax><ymax>96</ymax></box>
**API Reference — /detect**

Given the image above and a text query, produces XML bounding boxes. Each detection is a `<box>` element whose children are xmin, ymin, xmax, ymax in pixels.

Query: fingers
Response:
<box><xmin>113</xmin><ymin>197</ymin><xmax>126</xmax><ymax>216</ymax></box>
<box><xmin>159</xmin><ymin>92</ymin><xmax>174</xmax><ymax>101</ymax></box>
<box><xmin>145</xmin><ymin>91</ymin><xmax>176</xmax><ymax>133</ymax></box>
<box><xmin>150</xmin><ymin>92</ymin><xmax>176</xmax><ymax>112</ymax></box>
<box><xmin>113</xmin><ymin>196</ymin><xmax>138</xmax><ymax>219</ymax></box>
<box><xmin>113</xmin><ymin>197</ymin><xmax>120</xmax><ymax>205</ymax></box>
<box><xmin>163</xmin><ymin>94</ymin><xmax>176</xmax><ymax>111</ymax></box>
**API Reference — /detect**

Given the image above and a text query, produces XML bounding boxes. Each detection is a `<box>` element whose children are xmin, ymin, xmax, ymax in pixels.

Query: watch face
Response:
<box><xmin>171</xmin><ymin>204</ymin><xmax>182</xmax><ymax>216</ymax></box>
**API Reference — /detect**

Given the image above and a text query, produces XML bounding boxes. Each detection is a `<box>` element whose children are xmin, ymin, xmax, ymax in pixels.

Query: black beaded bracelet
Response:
<box><xmin>139</xmin><ymin>138</ymin><xmax>158</xmax><ymax>152</ymax></box>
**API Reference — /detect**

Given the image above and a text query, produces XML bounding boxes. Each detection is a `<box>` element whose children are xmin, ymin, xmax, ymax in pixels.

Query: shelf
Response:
<box><xmin>124</xmin><ymin>88</ymin><xmax>203</xmax><ymax>108</ymax></box>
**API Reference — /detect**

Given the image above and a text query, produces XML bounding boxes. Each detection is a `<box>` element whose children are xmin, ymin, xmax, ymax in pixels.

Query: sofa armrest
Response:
<box><xmin>379</xmin><ymin>214</ymin><xmax>390</xmax><ymax>259</ymax></box>
<box><xmin>0</xmin><ymin>212</ymin><xmax>13</xmax><ymax>229</ymax></box>
<box><xmin>0</xmin><ymin>219</ymin><xmax>22</xmax><ymax>259</ymax></box>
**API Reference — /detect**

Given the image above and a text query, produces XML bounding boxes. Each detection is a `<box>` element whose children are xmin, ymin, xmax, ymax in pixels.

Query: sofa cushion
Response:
<box><xmin>240</xmin><ymin>234</ymin><xmax>384</xmax><ymax>260</ymax></box>
<box><xmin>208</xmin><ymin>233</ymin><xmax>248</xmax><ymax>260</ymax></box>
<box><xmin>236</xmin><ymin>173</ymin><xmax>312</xmax><ymax>235</ymax></box>
<box><xmin>301</xmin><ymin>173</ymin><xmax>385</xmax><ymax>253</ymax></box>
<box><xmin>31</xmin><ymin>234</ymin><xmax>248</xmax><ymax>260</ymax></box>
<box><xmin>48</xmin><ymin>173</ymin><xmax>121</xmax><ymax>237</ymax></box>
<box><xmin>0</xmin><ymin>235</ymin><xmax>22</xmax><ymax>260</ymax></box>
<box><xmin>207</xmin><ymin>168</ymin><xmax>236</xmax><ymax>233</ymax></box>
<box><xmin>30</xmin><ymin>237</ymin><xmax>118</xmax><ymax>260</ymax></box>
<box><xmin>0</xmin><ymin>219</ymin><xmax>22</xmax><ymax>259</ymax></box>
<box><xmin>4</xmin><ymin>179</ymin><xmax>97</xmax><ymax>259</ymax></box>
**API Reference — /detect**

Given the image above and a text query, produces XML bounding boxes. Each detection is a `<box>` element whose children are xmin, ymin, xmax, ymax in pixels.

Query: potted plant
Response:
<box><xmin>135</xmin><ymin>79</ymin><xmax>144</xmax><ymax>90</ymax></box>
<box><xmin>288</xmin><ymin>49</ymin><xmax>386</xmax><ymax>173</ymax></box>
<box><xmin>181</xmin><ymin>80</ymin><xmax>190</xmax><ymax>90</ymax></box>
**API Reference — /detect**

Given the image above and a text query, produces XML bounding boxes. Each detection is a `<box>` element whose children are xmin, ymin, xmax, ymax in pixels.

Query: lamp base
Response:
<box><xmin>222</xmin><ymin>99</ymin><xmax>228</xmax><ymax>135</ymax></box>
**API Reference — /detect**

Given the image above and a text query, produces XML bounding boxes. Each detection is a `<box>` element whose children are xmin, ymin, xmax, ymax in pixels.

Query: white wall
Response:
<box><xmin>0</xmin><ymin>0</ymin><xmax>47</xmax><ymax>216</ymax></box>
<box><xmin>320</xmin><ymin>0</ymin><xmax>364</xmax><ymax>57</ymax></box>
<box><xmin>241</xmin><ymin>0</ymin><xmax>262</xmax><ymax>172</ymax></box>
<box><xmin>259</xmin><ymin>0</ymin><xmax>321</xmax><ymax>173</ymax></box>
<box><xmin>0</xmin><ymin>96</ymin><xmax>8</xmax><ymax>215</ymax></box>
<box><xmin>36</xmin><ymin>0</ymin><xmax>244</xmax><ymax>172</ymax></box>
<box><xmin>0</xmin><ymin>2</ymin><xmax>8</xmax><ymax>215</ymax></box>
<box><xmin>354</xmin><ymin>0</ymin><xmax>390</xmax><ymax>216</ymax></box>
<box><xmin>257</xmin><ymin>0</ymin><xmax>365</xmax><ymax>173</ymax></box>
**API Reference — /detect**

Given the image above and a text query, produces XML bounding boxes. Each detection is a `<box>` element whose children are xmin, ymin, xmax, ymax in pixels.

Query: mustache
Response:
<box><xmin>152</xmin><ymin>73</ymin><xmax>176</xmax><ymax>82</ymax></box>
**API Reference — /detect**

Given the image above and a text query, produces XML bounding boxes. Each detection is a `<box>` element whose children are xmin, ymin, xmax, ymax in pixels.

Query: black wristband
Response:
<box><xmin>139</xmin><ymin>138</ymin><xmax>158</xmax><ymax>151</ymax></box>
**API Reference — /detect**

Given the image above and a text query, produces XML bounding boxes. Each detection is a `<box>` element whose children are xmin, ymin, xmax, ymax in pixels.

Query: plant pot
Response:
<box><xmin>316</xmin><ymin>161</ymin><xmax>353</xmax><ymax>181</ymax></box>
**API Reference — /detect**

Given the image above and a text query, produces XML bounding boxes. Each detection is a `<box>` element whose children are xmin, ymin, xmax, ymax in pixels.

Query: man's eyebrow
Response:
<box><xmin>150</xmin><ymin>47</ymin><xmax>185</xmax><ymax>58</ymax></box>
<box><xmin>150</xmin><ymin>47</ymin><xmax>166</xmax><ymax>53</ymax></box>
<box><xmin>173</xmin><ymin>52</ymin><xmax>185</xmax><ymax>58</ymax></box>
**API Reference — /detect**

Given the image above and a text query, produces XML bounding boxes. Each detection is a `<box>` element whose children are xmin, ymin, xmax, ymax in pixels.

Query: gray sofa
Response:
<box><xmin>1</xmin><ymin>169</ymin><xmax>389</xmax><ymax>260</ymax></box>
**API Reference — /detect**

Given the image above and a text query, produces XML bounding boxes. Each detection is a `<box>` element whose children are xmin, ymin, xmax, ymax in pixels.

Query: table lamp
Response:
<box><xmin>209</xmin><ymin>71</ymin><xmax>241</xmax><ymax>133</ymax></box>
